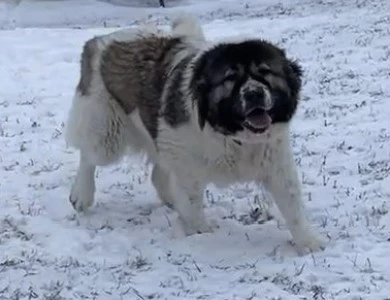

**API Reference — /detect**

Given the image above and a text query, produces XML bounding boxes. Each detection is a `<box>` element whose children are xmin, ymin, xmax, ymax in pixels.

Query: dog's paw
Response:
<box><xmin>293</xmin><ymin>231</ymin><xmax>326</xmax><ymax>255</ymax></box>
<box><xmin>69</xmin><ymin>180</ymin><xmax>95</xmax><ymax>212</ymax></box>
<box><xmin>181</xmin><ymin>218</ymin><xmax>214</xmax><ymax>236</ymax></box>
<box><xmin>160</xmin><ymin>196</ymin><xmax>174</xmax><ymax>210</ymax></box>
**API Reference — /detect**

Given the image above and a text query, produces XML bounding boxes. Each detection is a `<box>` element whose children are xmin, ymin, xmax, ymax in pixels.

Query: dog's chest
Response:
<box><xmin>205</xmin><ymin>142</ymin><xmax>272</xmax><ymax>186</ymax></box>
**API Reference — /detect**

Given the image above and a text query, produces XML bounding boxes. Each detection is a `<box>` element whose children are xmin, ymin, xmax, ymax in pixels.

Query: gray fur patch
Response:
<box><xmin>163</xmin><ymin>55</ymin><xmax>194</xmax><ymax>127</ymax></box>
<box><xmin>100</xmin><ymin>35</ymin><xmax>185</xmax><ymax>139</ymax></box>
<box><xmin>77</xmin><ymin>37</ymin><xmax>99</xmax><ymax>95</ymax></box>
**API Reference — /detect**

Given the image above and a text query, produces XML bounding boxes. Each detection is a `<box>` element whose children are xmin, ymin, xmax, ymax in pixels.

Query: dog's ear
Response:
<box><xmin>190</xmin><ymin>62</ymin><xmax>209</xmax><ymax>130</ymax></box>
<box><xmin>289</xmin><ymin>59</ymin><xmax>303</xmax><ymax>79</ymax></box>
<box><xmin>285</xmin><ymin>59</ymin><xmax>303</xmax><ymax>98</ymax></box>
<box><xmin>194</xmin><ymin>78</ymin><xmax>208</xmax><ymax>130</ymax></box>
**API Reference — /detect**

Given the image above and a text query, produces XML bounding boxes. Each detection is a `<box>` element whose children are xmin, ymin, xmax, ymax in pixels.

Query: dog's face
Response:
<box><xmin>190</xmin><ymin>40</ymin><xmax>303</xmax><ymax>143</ymax></box>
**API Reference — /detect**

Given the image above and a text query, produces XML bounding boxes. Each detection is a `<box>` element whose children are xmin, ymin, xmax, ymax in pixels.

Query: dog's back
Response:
<box><xmin>66</xmin><ymin>15</ymin><xmax>205</xmax><ymax>155</ymax></box>
<box><xmin>76</xmin><ymin>15</ymin><xmax>205</xmax><ymax>105</ymax></box>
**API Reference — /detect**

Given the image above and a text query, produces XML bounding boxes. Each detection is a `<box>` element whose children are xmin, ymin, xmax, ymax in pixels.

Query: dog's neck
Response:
<box><xmin>193</xmin><ymin>118</ymin><xmax>290</xmax><ymax>156</ymax></box>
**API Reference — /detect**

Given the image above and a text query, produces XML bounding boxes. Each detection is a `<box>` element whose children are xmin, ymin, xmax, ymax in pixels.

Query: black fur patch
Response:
<box><xmin>190</xmin><ymin>40</ymin><xmax>303</xmax><ymax>135</ymax></box>
<box><xmin>268</xmin><ymin>60</ymin><xmax>302</xmax><ymax>123</ymax></box>
<box><xmin>163</xmin><ymin>55</ymin><xmax>194</xmax><ymax>127</ymax></box>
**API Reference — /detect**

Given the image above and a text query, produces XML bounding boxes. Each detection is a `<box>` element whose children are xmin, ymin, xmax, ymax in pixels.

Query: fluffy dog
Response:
<box><xmin>65</xmin><ymin>16</ymin><xmax>325</xmax><ymax>254</ymax></box>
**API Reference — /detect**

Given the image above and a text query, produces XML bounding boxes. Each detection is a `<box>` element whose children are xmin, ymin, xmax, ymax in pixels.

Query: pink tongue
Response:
<box><xmin>246</xmin><ymin>112</ymin><xmax>271</xmax><ymax>128</ymax></box>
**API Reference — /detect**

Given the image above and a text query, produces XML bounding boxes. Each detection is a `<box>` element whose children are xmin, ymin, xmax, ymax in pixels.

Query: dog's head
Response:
<box><xmin>190</xmin><ymin>39</ymin><xmax>302</xmax><ymax>143</ymax></box>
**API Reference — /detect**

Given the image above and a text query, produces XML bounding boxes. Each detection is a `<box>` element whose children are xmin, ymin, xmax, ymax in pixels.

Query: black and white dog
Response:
<box><xmin>65</xmin><ymin>15</ymin><xmax>325</xmax><ymax>254</ymax></box>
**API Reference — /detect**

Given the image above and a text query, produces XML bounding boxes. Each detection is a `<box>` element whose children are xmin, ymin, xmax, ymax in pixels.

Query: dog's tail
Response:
<box><xmin>171</xmin><ymin>14</ymin><xmax>205</xmax><ymax>41</ymax></box>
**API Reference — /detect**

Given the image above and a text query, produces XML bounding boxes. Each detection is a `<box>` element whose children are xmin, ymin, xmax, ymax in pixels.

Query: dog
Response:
<box><xmin>65</xmin><ymin>16</ymin><xmax>325</xmax><ymax>254</ymax></box>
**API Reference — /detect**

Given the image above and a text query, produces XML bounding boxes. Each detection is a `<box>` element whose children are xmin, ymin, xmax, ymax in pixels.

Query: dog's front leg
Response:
<box><xmin>170</xmin><ymin>177</ymin><xmax>212</xmax><ymax>236</ymax></box>
<box><xmin>262</xmin><ymin>143</ymin><xmax>326</xmax><ymax>254</ymax></box>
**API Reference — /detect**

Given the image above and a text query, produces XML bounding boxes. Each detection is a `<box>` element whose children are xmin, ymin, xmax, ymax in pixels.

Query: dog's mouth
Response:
<box><xmin>243</xmin><ymin>108</ymin><xmax>272</xmax><ymax>134</ymax></box>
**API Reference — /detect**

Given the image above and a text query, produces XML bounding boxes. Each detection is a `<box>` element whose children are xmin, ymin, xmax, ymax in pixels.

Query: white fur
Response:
<box><xmin>171</xmin><ymin>13</ymin><xmax>205</xmax><ymax>41</ymax></box>
<box><xmin>65</xmin><ymin>16</ymin><xmax>325</xmax><ymax>254</ymax></box>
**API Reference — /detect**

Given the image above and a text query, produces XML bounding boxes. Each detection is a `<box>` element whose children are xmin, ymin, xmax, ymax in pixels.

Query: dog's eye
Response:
<box><xmin>254</xmin><ymin>63</ymin><xmax>272</xmax><ymax>75</ymax></box>
<box><xmin>223</xmin><ymin>68</ymin><xmax>239</xmax><ymax>82</ymax></box>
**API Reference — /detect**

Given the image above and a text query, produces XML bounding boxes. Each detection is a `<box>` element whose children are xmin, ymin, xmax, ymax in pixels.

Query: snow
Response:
<box><xmin>1</xmin><ymin>0</ymin><xmax>390</xmax><ymax>299</ymax></box>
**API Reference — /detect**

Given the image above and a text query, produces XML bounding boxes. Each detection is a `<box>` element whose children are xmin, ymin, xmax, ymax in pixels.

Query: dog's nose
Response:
<box><xmin>244</xmin><ymin>89</ymin><xmax>272</xmax><ymax>112</ymax></box>
<box><xmin>244</xmin><ymin>89</ymin><xmax>265</xmax><ymax>103</ymax></box>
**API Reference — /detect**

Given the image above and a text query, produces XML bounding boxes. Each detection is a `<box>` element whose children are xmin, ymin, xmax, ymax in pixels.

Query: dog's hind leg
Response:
<box><xmin>69</xmin><ymin>153</ymin><xmax>96</xmax><ymax>212</ymax></box>
<box><xmin>65</xmin><ymin>92</ymin><xmax>128</xmax><ymax>212</ymax></box>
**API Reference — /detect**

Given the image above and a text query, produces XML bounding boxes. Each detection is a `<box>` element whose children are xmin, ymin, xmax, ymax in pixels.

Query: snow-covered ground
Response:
<box><xmin>1</xmin><ymin>0</ymin><xmax>390</xmax><ymax>299</ymax></box>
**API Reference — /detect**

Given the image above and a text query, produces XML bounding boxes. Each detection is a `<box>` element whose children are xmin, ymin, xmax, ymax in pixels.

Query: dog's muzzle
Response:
<box><xmin>243</xmin><ymin>86</ymin><xmax>273</xmax><ymax>111</ymax></box>
<box><xmin>242</xmin><ymin>86</ymin><xmax>273</xmax><ymax>134</ymax></box>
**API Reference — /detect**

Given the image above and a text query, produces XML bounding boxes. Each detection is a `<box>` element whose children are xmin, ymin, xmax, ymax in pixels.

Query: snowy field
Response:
<box><xmin>1</xmin><ymin>0</ymin><xmax>390</xmax><ymax>299</ymax></box>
